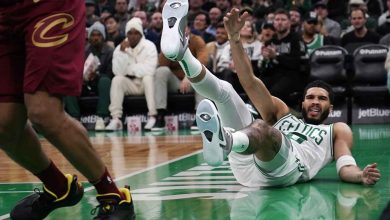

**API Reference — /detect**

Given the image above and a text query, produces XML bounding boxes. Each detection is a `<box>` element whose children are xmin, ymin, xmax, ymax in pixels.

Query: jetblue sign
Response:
<box><xmin>352</xmin><ymin>103</ymin><xmax>390</xmax><ymax>124</ymax></box>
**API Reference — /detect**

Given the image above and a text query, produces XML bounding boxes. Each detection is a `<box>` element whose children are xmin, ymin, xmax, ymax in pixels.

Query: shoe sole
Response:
<box><xmin>196</xmin><ymin>99</ymin><xmax>225</xmax><ymax>166</ymax></box>
<box><xmin>161</xmin><ymin>0</ymin><xmax>189</xmax><ymax>61</ymax></box>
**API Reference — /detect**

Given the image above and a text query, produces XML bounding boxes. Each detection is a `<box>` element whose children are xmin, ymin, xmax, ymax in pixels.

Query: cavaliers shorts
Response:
<box><xmin>0</xmin><ymin>0</ymin><xmax>85</xmax><ymax>102</ymax></box>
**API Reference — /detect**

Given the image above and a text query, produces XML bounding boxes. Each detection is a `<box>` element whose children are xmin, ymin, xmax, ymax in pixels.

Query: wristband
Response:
<box><xmin>336</xmin><ymin>155</ymin><xmax>357</xmax><ymax>174</ymax></box>
<box><xmin>228</xmin><ymin>32</ymin><xmax>240</xmax><ymax>42</ymax></box>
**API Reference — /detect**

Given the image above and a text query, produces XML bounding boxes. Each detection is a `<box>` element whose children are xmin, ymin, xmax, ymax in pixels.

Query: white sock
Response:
<box><xmin>231</xmin><ymin>131</ymin><xmax>249</xmax><ymax>153</ymax></box>
<box><xmin>179</xmin><ymin>49</ymin><xmax>202</xmax><ymax>78</ymax></box>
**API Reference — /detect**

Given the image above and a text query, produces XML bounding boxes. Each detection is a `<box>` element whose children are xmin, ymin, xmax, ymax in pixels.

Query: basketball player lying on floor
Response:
<box><xmin>160</xmin><ymin>1</ymin><xmax>381</xmax><ymax>187</ymax></box>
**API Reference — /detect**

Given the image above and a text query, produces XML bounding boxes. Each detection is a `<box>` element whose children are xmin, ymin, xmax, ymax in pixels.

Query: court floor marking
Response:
<box><xmin>0</xmin><ymin>150</ymin><xmax>203</xmax><ymax>220</ymax></box>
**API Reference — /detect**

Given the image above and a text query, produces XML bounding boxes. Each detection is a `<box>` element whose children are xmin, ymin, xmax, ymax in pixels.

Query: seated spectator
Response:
<box><xmin>114</xmin><ymin>0</ymin><xmax>131</xmax><ymax>35</ymax></box>
<box><xmin>289</xmin><ymin>6</ymin><xmax>302</xmax><ymax>35</ymax></box>
<box><xmin>340</xmin><ymin>0</ymin><xmax>378</xmax><ymax>34</ymax></box>
<box><xmin>341</xmin><ymin>8</ymin><xmax>380</xmax><ymax>53</ymax></box>
<box><xmin>132</xmin><ymin>10</ymin><xmax>148</xmax><ymax>31</ymax></box>
<box><xmin>205</xmin><ymin>23</ymin><xmax>231</xmax><ymax>79</ymax></box>
<box><xmin>302</xmin><ymin>12</ymin><xmax>339</xmax><ymax>55</ymax></box>
<box><xmin>152</xmin><ymin>32</ymin><xmax>208</xmax><ymax>131</ymax></box>
<box><xmin>86</xmin><ymin>0</ymin><xmax>99</xmax><ymax>27</ymax></box>
<box><xmin>106</xmin><ymin>18</ymin><xmax>158</xmax><ymax>131</ymax></box>
<box><xmin>206</xmin><ymin>7</ymin><xmax>222</xmax><ymax>37</ymax></box>
<box><xmin>214</xmin><ymin>0</ymin><xmax>231</xmax><ymax>17</ymax></box>
<box><xmin>99</xmin><ymin>5</ymin><xmax>115</xmax><ymax>23</ymax></box>
<box><xmin>104</xmin><ymin>15</ymin><xmax>125</xmax><ymax>48</ymax></box>
<box><xmin>378</xmin><ymin>0</ymin><xmax>390</xmax><ymax>27</ymax></box>
<box><xmin>219</xmin><ymin>19</ymin><xmax>261</xmax><ymax>92</ymax></box>
<box><xmin>258</xmin><ymin>21</ymin><xmax>276</xmax><ymax>44</ymax></box>
<box><xmin>64</xmin><ymin>22</ymin><xmax>114</xmax><ymax>130</ymax></box>
<box><xmin>314</xmin><ymin>1</ymin><xmax>341</xmax><ymax>38</ymax></box>
<box><xmin>376</xmin><ymin>15</ymin><xmax>390</xmax><ymax>36</ymax></box>
<box><xmin>191</xmin><ymin>11</ymin><xmax>216</xmax><ymax>43</ymax></box>
<box><xmin>284</xmin><ymin>0</ymin><xmax>312</xmax><ymax>15</ymax></box>
<box><xmin>188</xmin><ymin>0</ymin><xmax>208</xmax><ymax>24</ymax></box>
<box><xmin>145</xmin><ymin>11</ymin><xmax>163</xmax><ymax>52</ymax></box>
<box><xmin>258</xmin><ymin>9</ymin><xmax>307</xmax><ymax>106</ymax></box>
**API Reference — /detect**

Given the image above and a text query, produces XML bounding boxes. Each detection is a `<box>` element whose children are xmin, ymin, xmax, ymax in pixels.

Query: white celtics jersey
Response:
<box><xmin>273</xmin><ymin>113</ymin><xmax>334</xmax><ymax>181</ymax></box>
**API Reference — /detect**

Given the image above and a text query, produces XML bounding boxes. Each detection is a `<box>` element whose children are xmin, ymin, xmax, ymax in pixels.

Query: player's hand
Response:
<box><xmin>223</xmin><ymin>8</ymin><xmax>249</xmax><ymax>39</ymax></box>
<box><xmin>179</xmin><ymin>77</ymin><xmax>191</xmax><ymax>94</ymax></box>
<box><xmin>362</xmin><ymin>163</ymin><xmax>381</xmax><ymax>185</ymax></box>
<box><xmin>120</xmin><ymin>39</ymin><xmax>130</xmax><ymax>51</ymax></box>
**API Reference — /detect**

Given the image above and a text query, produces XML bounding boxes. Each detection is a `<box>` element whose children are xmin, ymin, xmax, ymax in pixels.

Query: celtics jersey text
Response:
<box><xmin>273</xmin><ymin>113</ymin><xmax>334</xmax><ymax>181</ymax></box>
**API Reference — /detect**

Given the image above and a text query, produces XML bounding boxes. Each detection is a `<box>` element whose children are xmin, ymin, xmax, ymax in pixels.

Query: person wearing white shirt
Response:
<box><xmin>106</xmin><ymin>17</ymin><xmax>158</xmax><ymax>130</ymax></box>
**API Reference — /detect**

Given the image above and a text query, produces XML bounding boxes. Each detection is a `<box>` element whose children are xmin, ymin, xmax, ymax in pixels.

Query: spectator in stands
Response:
<box><xmin>258</xmin><ymin>9</ymin><xmax>306</xmax><ymax>106</ymax></box>
<box><xmin>289</xmin><ymin>7</ymin><xmax>302</xmax><ymax>35</ymax></box>
<box><xmin>378</xmin><ymin>0</ymin><xmax>390</xmax><ymax>26</ymax></box>
<box><xmin>104</xmin><ymin>15</ymin><xmax>125</xmax><ymax>48</ymax></box>
<box><xmin>152</xmin><ymin>32</ymin><xmax>208</xmax><ymax>131</ymax></box>
<box><xmin>376</xmin><ymin>1</ymin><xmax>390</xmax><ymax>36</ymax></box>
<box><xmin>205</xmin><ymin>23</ymin><xmax>232</xmax><ymax>81</ymax></box>
<box><xmin>145</xmin><ymin>11</ymin><xmax>163</xmax><ymax>52</ymax></box>
<box><xmin>326</xmin><ymin>0</ymin><xmax>348</xmax><ymax>23</ymax></box>
<box><xmin>128</xmin><ymin>0</ymin><xmax>157</xmax><ymax>14</ymax></box>
<box><xmin>219</xmin><ymin>19</ymin><xmax>261</xmax><ymax>92</ymax></box>
<box><xmin>86</xmin><ymin>0</ymin><xmax>100</xmax><ymax>27</ymax></box>
<box><xmin>192</xmin><ymin>11</ymin><xmax>216</xmax><ymax>43</ymax></box>
<box><xmin>133</xmin><ymin>10</ymin><xmax>148</xmax><ymax>31</ymax></box>
<box><xmin>64</xmin><ymin>22</ymin><xmax>114</xmax><ymax>131</ymax></box>
<box><xmin>284</xmin><ymin>0</ymin><xmax>312</xmax><ymax>15</ymax></box>
<box><xmin>206</xmin><ymin>22</ymin><xmax>242</xmax><ymax>92</ymax></box>
<box><xmin>106</xmin><ymin>18</ymin><xmax>158</xmax><ymax>131</ymax></box>
<box><xmin>302</xmin><ymin>12</ymin><xmax>339</xmax><ymax>55</ymax></box>
<box><xmin>188</xmin><ymin>0</ymin><xmax>207</xmax><ymax>24</ymax></box>
<box><xmin>252</xmin><ymin>0</ymin><xmax>283</xmax><ymax>25</ymax></box>
<box><xmin>206</xmin><ymin>7</ymin><xmax>222</xmax><ymax>37</ymax></box>
<box><xmin>341</xmin><ymin>0</ymin><xmax>378</xmax><ymax>34</ymax></box>
<box><xmin>99</xmin><ymin>6</ymin><xmax>115</xmax><ymax>23</ymax></box>
<box><xmin>95</xmin><ymin>0</ymin><xmax>116</xmax><ymax>17</ymax></box>
<box><xmin>377</xmin><ymin>15</ymin><xmax>390</xmax><ymax>35</ymax></box>
<box><xmin>215</xmin><ymin>0</ymin><xmax>231</xmax><ymax>16</ymax></box>
<box><xmin>341</xmin><ymin>8</ymin><xmax>380</xmax><ymax>52</ymax></box>
<box><xmin>258</xmin><ymin>21</ymin><xmax>276</xmax><ymax>44</ymax></box>
<box><xmin>314</xmin><ymin>1</ymin><xmax>341</xmax><ymax>38</ymax></box>
<box><xmin>114</xmin><ymin>0</ymin><xmax>131</xmax><ymax>35</ymax></box>
<box><xmin>231</xmin><ymin>0</ymin><xmax>243</xmax><ymax>10</ymax></box>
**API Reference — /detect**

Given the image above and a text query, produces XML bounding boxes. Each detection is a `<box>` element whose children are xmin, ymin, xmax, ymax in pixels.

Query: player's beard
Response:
<box><xmin>302</xmin><ymin>107</ymin><xmax>330</xmax><ymax>125</ymax></box>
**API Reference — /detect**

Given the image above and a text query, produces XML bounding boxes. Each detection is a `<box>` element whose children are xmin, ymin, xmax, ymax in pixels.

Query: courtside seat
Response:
<box><xmin>352</xmin><ymin>44</ymin><xmax>389</xmax><ymax>101</ymax></box>
<box><xmin>309</xmin><ymin>45</ymin><xmax>348</xmax><ymax>98</ymax></box>
<box><xmin>351</xmin><ymin>44</ymin><xmax>390</xmax><ymax>124</ymax></box>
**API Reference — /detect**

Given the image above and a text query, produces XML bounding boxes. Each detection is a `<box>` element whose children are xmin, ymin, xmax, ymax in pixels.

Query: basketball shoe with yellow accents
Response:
<box><xmin>92</xmin><ymin>186</ymin><xmax>135</xmax><ymax>219</ymax></box>
<box><xmin>10</xmin><ymin>174</ymin><xmax>84</xmax><ymax>219</ymax></box>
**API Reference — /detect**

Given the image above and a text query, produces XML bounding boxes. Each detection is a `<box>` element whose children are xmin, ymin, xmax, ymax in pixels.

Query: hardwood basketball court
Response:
<box><xmin>0</xmin><ymin>125</ymin><xmax>389</xmax><ymax>219</ymax></box>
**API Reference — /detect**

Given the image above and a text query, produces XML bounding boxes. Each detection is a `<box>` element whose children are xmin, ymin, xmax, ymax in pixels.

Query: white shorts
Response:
<box><xmin>228</xmin><ymin>135</ymin><xmax>304</xmax><ymax>187</ymax></box>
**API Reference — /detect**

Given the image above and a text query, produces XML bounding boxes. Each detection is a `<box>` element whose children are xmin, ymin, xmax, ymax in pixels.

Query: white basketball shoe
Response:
<box><xmin>161</xmin><ymin>0</ymin><xmax>189</xmax><ymax>61</ymax></box>
<box><xmin>196</xmin><ymin>99</ymin><xmax>233</xmax><ymax>166</ymax></box>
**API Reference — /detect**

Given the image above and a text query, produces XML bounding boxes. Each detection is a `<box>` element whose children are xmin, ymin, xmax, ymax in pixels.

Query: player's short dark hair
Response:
<box><xmin>303</xmin><ymin>80</ymin><xmax>334</xmax><ymax>104</ymax></box>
